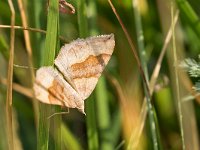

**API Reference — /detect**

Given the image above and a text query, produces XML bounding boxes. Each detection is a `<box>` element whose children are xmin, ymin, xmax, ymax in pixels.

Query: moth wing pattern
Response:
<box><xmin>34</xmin><ymin>67</ymin><xmax>85</xmax><ymax>113</ymax></box>
<box><xmin>54</xmin><ymin>34</ymin><xmax>115</xmax><ymax>99</ymax></box>
<box><xmin>34</xmin><ymin>34</ymin><xmax>115</xmax><ymax>114</ymax></box>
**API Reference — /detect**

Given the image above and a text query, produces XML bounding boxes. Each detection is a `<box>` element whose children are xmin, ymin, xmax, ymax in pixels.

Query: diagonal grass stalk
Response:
<box><xmin>128</xmin><ymin>11</ymin><xmax>179</xmax><ymax>149</ymax></box>
<box><xmin>157</xmin><ymin>0</ymin><xmax>199</xmax><ymax>149</ymax></box>
<box><xmin>132</xmin><ymin>0</ymin><xmax>159</xmax><ymax>149</ymax></box>
<box><xmin>0</xmin><ymin>25</ymin><xmax>69</xmax><ymax>42</ymax></box>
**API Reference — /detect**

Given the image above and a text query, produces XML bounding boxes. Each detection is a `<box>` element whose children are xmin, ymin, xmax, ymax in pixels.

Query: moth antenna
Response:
<box><xmin>47</xmin><ymin>109</ymin><xmax>69</xmax><ymax>119</ymax></box>
<box><xmin>13</xmin><ymin>64</ymin><xmax>37</xmax><ymax>70</ymax></box>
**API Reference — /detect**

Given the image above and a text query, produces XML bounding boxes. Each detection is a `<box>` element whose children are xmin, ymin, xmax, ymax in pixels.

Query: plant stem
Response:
<box><xmin>171</xmin><ymin>3</ymin><xmax>185</xmax><ymax>150</ymax></box>
<box><xmin>132</xmin><ymin>0</ymin><xmax>159</xmax><ymax>149</ymax></box>
<box><xmin>6</xmin><ymin>0</ymin><xmax>15</xmax><ymax>149</ymax></box>
<box><xmin>77</xmin><ymin>0</ymin><xmax>99</xmax><ymax>149</ymax></box>
<box><xmin>37</xmin><ymin>0</ymin><xmax>60</xmax><ymax>149</ymax></box>
<box><xmin>176</xmin><ymin>0</ymin><xmax>200</xmax><ymax>38</ymax></box>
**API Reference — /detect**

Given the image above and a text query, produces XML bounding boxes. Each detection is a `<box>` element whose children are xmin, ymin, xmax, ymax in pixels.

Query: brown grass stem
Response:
<box><xmin>108</xmin><ymin>0</ymin><xmax>150</xmax><ymax>97</ymax></box>
<box><xmin>0</xmin><ymin>25</ymin><xmax>68</xmax><ymax>42</ymax></box>
<box><xmin>0</xmin><ymin>77</ymin><xmax>33</xmax><ymax>98</ymax></box>
<box><xmin>17</xmin><ymin>0</ymin><xmax>38</xmax><ymax>127</ymax></box>
<box><xmin>171</xmin><ymin>4</ymin><xmax>185</xmax><ymax>149</ymax></box>
<box><xmin>6</xmin><ymin>0</ymin><xmax>15</xmax><ymax>149</ymax></box>
<box><xmin>128</xmin><ymin>10</ymin><xmax>179</xmax><ymax>149</ymax></box>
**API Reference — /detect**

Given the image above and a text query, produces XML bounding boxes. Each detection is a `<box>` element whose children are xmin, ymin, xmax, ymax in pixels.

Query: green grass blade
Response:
<box><xmin>53</xmin><ymin>16</ymin><xmax>61</xmax><ymax>150</ymax></box>
<box><xmin>176</xmin><ymin>0</ymin><xmax>200</xmax><ymax>38</ymax></box>
<box><xmin>77</xmin><ymin>0</ymin><xmax>88</xmax><ymax>38</ymax></box>
<box><xmin>77</xmin><ymin>0</ymin><xmax>99</xmax><ymax>149</ymax></box>
<box><xmin>85</xmin><ymin>96</ymin><xmax>99</xmax><ymax>150</ymax></box>
<box><xmin>42</xmin><ymin>1</ymin><xmax>58</xmax><ymax>65</ymax></box>
<box><xmin>61</xmin><ymin>123</ymin><xmax>83</xmax><ymax>150</ymax></box>
<box><xmin>95</xmin><ymin>77</ymin><xmax>114</xmax><ymax>150</ymax></box>
<box><xmin>87</xmin><ymin>0</ymin><xmax>115</xmax><ymax>149</ymax></box>
<box><xmin>31</xmin><ymin>0</ymin><xmax>44</xmax><ymax>67</ymax></box>
<box><xmin>37</xmin><ymin>0</ymin><xmax>60</xmax><ymax>149</ymax></box>
<box><xmin>132</xmin><ymin>0</ymin><xmax>159</xmax><ymax>149</ymax></box>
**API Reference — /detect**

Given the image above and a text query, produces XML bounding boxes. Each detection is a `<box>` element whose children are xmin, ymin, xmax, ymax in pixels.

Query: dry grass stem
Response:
<box><xmin>0</xmin><ymin>25</ymin><xmax>68</xmax><ymax>42</ymax></box>
<box><xmin>105</xmin><ymin>73</ymin><xmax>128</xmax><ymax>111</ymax></box>
<box><xmin>105</xmin><ymin>73</ymin><xmax>139</xmax><ymax>148</ymax></box>
<box><xmin>171</xmin><ymin>5</ymin><xmax>185</xmax><ymax>149</ymax></box>
<box><xmin>149</xmin><ymin>11</ymin><xmax>179</xmax><ymax>93</ymax></box>
<box><xmin>128</xmin><ymin>10</ymin><xmax>179</xmax><ymax>149</ymax></box>
<box><xmin>17</xmin><ymin>0</ymin><xmax>38</xmax><ymax>126</ymax></box>
<box><xmin>6</xmin><ymin>0</ymin><xmax>15</xmax><ymax>149</ymax></box>
<box><xmin>0</xmin><ymin>77</ymin><xmax>33</xmax><ymax>99</ymax></box>
<box><xmin>108</xmin><ymin>0</ymin><xmax>150</xmax><ymax>96</ymax></box>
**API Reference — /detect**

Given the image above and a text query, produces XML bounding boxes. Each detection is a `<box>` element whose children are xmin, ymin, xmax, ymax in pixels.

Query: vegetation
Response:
<box><xmin>0</xmin><ymin>0</ymin><xmax>200</xmax><ymax>149</ymax></box>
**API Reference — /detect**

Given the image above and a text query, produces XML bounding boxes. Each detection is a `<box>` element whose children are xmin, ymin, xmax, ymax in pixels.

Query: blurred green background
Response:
<box><xmin>1</xmin><ymin>0</ymin><xmax>200</xmax><ymax>149</ymax></box>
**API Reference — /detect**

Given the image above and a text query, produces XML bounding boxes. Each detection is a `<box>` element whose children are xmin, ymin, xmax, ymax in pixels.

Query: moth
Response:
<box><xmin>34</xmin><ymin>34</ymin><xmax>115</xmax><ymax>114</ymax></box>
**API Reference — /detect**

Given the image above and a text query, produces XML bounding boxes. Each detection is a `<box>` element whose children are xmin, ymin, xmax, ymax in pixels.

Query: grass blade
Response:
<box><xmin>171</xmin><ymin>4</ymin><xmax>185</xmax><ymax>149</ymax></box>
<box><xmin>77</xmin><ymin>0</ymin><xmax>99</xmax><ymax>149</ymax></box>
<box><xmin>61</xmin><ymin>123</ymin><xmax>83</xmax><ymax>150</ymax></box>
<box><xmin>132</xmin><ymin>1</ymin><xmax>159</xmax><ymax>149</ymax></box>
<box><xmin>77</xmin><ymin>0</ymin><xmax>88</xmax><ymax>38</ymax></box>
<box><xmin>88</xmin><ymin>0</ymin><xmax>115</xmax><ymax>149</ymax></box>
<box><xmin>17</xmin><ymin>0</ymin><xmax>39</xmax><ymax>129</ymax></box>
<box><xmin>176</xmin><ymin>0</ymin><xmax>200</xmax><ymax>38</ymax></box>
<box><xmin>6</xmin><ymin>0</ymin><xmax>15</xmax><ymax>149</ymax></box>
<box><xmin>96</xmin><ymin>77</ymin><xmax>113</xmax><ymax>150</ymax></box>
<box><xmin>37</xmin><ymin>0</ymin><xmax>60</xmax><ymax>149</ymax></box>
